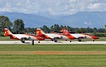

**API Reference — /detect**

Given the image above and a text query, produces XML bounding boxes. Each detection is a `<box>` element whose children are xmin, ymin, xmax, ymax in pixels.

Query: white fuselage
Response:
<box><xmin>71</xmin><ymin>34</ymin><xmax>86</xmax><ymax>38</ymax></box>
<box><xmin>12</xmin><ymin>34</ymin><xmax>30</xmax><ymax>39</ymax></box>
<box><xmin>45</xmin><ymin>33</ymin><xmax>62</xmax><ymax>39</ymax></box>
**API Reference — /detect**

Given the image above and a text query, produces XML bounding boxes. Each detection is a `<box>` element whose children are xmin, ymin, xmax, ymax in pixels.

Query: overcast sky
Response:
<box><xmin>0</xmin><ymin>0</ymin><xmax>106</xmax><ymax>15</ymax></box>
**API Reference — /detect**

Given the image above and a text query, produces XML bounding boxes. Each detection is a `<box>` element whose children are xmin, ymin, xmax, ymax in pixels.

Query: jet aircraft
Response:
<box><xmin>4</xmin><ymin>28</ymin><xmax>45</xmax><ymax>45</ymax></box>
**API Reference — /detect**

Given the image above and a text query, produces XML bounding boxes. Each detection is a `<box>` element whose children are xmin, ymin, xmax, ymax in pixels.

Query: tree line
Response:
<box><xmin>0</xmin><ymin>16</ymin><xmax>106</xmax><ymax>37</ymax></box>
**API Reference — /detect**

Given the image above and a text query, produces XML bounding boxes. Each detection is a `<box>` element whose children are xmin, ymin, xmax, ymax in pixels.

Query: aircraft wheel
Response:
<box><xmin>38</xmin><ymin>41</ymin><xmax>40</xmax><ymax>43</ymax></box>
<box><xmin>54</xmin><ymin>40</ymin><xmax>57</xmax><ymax>42</ymax></box>
<box><xmin>78</xmin><ymin>40</ymin><xmax>81</xmax><ymax>42</ymax></box>
<box><xmin>51</xmin><ymin>39</ymin><xmax>54</xmax><ymax>41</ymax></box>
<box><xmin>70</xmin><ymin>40</ymin><xmax>71</xmax><ymax>42</ymax></box>
<box><xmin>78</xmin><ymin>38</ymin><xmax>82</xmax><ymax>42</ymax></box>
<box><xmin>21</xmin><ymin>38</ymin><xmax>25</xmax><ymax>43</ymax></box>
<box><xmin>22</xmin><ymin>41</ymin><xmax>25</xmax><ymax>43</ymax></box>
<box><xmin>93</xmin><ymin>40</ymin><xmax>95</xmax><ymax>42</ymax></box>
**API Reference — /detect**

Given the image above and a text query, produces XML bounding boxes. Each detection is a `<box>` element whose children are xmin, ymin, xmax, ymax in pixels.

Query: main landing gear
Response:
<box><xmin>78</xmin><ymin>38</ymin><xmax>82</xmax><ymax>42</ymax></box>
<box><xmin>93</xmin><ymin>40</ymin><xmax>95</xmax><ymax>42</ymax></box>
<box><xmin>54</xmin><ymin>40</ymin><xmax>57</xmax><ymax>42</ymax></box>
<box><xmin>21</xmin><ymin>38</ymin><xmax>25</xmax><ymax>43</ymax></box>
<box><xmin>31</xmin><ymin>40</ymin><xmax>40</xmax><ymax>45</ymax></box>
<box><xmin>51</xmin><ymin>39</ymin><xmax>57</xmax><ymax>42</ymax></box>
<box><xmin>32</xmin><ymin>40</ymin><xmax>34</xmax><ymax>45</ymax></box>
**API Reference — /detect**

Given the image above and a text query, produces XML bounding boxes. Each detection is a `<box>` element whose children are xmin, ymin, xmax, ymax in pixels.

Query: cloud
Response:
<box><xmin>84</xmin><ymin>21</ymin><xmax>92</xmax><ymax>25</ymax></box>
<box><xmin>0</xmin><ymin>0</ymin><xmax>106</xmax><ymax>15</ymax></box>
<box><xmin>88</xmin><ymin>3</ymin><xmax>106</xmax><ymax>11</ymax></box>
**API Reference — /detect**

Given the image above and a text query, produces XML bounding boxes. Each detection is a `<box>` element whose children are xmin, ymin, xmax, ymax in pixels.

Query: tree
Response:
<box><xmin>80</xmin><ymin>28</ymin><xmax>87</xmax><ymax>33</ymax></box>
<box><xmin>86</xmin><ymin>27</ymin><xmax>93</xmax><ymax>33</ymax></box>
<box><xmin>75</xmin><ymin>28</ymin><xmax>81</xmax><ymax>33</ymax></box>
<box><xmin>13</xmin><ymin>19</ymin><xmax>25</xmax><ymax>34</ymax></box>
<box><xmin>66</xmin><ymin>26</ymin><xmax>73</xmax><ymax>32</ymax></box>
<box><xmin>53</xmin><ymin>24</ymin><xmax>60</xmax><ymax>32</ymax></box>
<box><xmin>93</xmin><ymin>27</ymin><xmax>97</xmax><ymax>35</ymax></box>
<box><xmin>60</xmin><ymin>25</ymin><xmax>64</xmax><ymax>30</ymax></box>
<box><xmin>50</xmin><ymin>24</ymin><xmax>60</xmax><ymax>32</ymax></box>
<box><xmin>41</xmin><ymin>25</ymin><xmax>50</xmax><ymax>33</ymax></box>
<box><xmin>105</xmin><ymin>25</ymin><xmax>106</xmax><ymax>33</ymax></box>
<box><xmin>50</xmin><ymin>25</ymin><xmax>54</xmax><ymax>32</ymax></box>
<box><xmin>0</xmin><ymin>16</ymin><xmax>12</xmax><ymax>31</ymax></box>
<box><xmin>25</xmin><ymin>27</ymin><xmax>36</xmax><ymax>34</ymax></box>
<box><xmin>98</xmin><ymin>28</ymin><xmax>105</xmax><ymax>33</ymax></box>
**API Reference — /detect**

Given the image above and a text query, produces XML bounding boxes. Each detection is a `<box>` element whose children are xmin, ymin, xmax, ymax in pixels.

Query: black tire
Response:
<box><xmin>66</xmin><ymin>39</ymin><xmax>67</xmax><ymax>41</ymax></box>
<box><xmin>78</xmin><ymin>39</ymin><xmax>81</xmax><ymax>42</ymax></box>
<box><xmin>38</xmin><ymin>41</ymin><xmax>40</xmax><ymax>43</ymax></box>
<box><xmin>70</xmin><ymin>40</ymin><xmax>71</xmax><ymax>42</ymax></box>
<box><xmin>51</xmin><ymin>39</ymin><xmax>54</xmax><ymax>41</ymax></box>
<box><xmin>21</xmin><ymin>38</ymin><xmax>25</xmax><ymax>43</ymax></box>
<box><xmin>54</xmin><ymin>40</ymin><xmax>57</xmax><ymax>42</ymax></box>
<box><xmin>78</xmin><ymin>38</ymin><xmax>82</xmax><ymax>42</ymax></box>
<box><xmin>93</xmin><ymin>40</ymin><xmax>95</xmax><ymax>42</ymax></box>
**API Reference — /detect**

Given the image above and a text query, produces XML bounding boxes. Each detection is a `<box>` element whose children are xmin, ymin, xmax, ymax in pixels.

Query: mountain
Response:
<box><xmin>0</xmin><ymin>11</ymin><xmax>106</xmax><ymax>28</ymax></box>
<box><xmin>60</xmin><ymin>11</ymin><xmax>106</xmax><ymax>28</ymax></box>
<box><xmin>0</xmin><ymin>12</ymin><xmax>60</xmax><ymax>27</ymax></box>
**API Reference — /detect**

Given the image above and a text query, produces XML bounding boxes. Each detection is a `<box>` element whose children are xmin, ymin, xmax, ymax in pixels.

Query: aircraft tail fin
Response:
<box><xmin>36</xmin><ymin>28</ymin><xmax>45</xmax><ymax>36</ymax></box>
<box><xmin>4</xmin><ymin>28</ymin><xmax>13</xmax><ymax>36</ymax></box>
<box><xmin>61</xmin><ymin>28</ymin><xmax>70</xmax><ymax>35</ymax></box>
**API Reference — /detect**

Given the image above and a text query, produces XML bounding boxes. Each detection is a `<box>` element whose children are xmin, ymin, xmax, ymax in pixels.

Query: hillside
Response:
<box><xmin>0</xmin><ymin>11</ymin><xmax>106</xmax><ymax>28</ymax></box>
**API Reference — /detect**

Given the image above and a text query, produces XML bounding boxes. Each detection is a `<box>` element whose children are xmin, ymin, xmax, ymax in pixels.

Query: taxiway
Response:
<box><xmin>0</xmin><ymin>41</ymin><xmax>106</xmax><ymax>44</ymax></box>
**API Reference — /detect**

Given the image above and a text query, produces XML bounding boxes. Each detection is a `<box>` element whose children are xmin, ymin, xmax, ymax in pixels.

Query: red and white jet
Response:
<box><xmin>35</xmin><ymin>28</ymin><xmax>62</xmax><ymax>42</ymax></box>
<box><xmin>60</xmin><ymin>28</ymin><xmax>85</xmax><ymax>42</ymax></box>
<box><xmin>60</xmin><ymin>28</ymin><xmax>99</xmax><ymax>42</ymax></box>
<box><xmin>4</xmin><ymin>28</ymin><xmax>45</xmax><ymax>45</ymax></box>
<box><xmin>82</xmin><ymin>33</ymin><xmax>99</xmax><ymax>41</ymax></box>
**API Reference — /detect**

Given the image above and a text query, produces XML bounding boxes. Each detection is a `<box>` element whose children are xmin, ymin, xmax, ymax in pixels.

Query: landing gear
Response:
<box><xmin>78</xmin><ymin>38</ymin><xmax>82</xmax><ymax>42</ymax></box>
<box><xmin>93</xmin><ymin>40</ymin><xmax>95</xmax><ymax>42</ymax></box>
<box><xmin>54</xmin><ymin>40</ymin><xmax>57</xmax><ymax>42</ymax></box>
<box><xmin>21</xmin><ymin>38</ymin><xmax>25</xmax><ymax>43</ymax></box>
<box><xmin>66</xmin><ymin>39</ymin><xmax>68</xmax><ymax>41</ymax></box>
<box><xmin>53</xmin><ymin>38</ymin><xmax>57</xmax><ymax>42</ymax></box>
<box><xmin>32</xmin><ymin>40</ymin><xmax>34</xmax><ymax>45</ymax></box>
<box><xmin>32</xmin><ymin>40</ymin><xmax>40</xmax><ymax>45</ymax></box>
<box><xmin>51</xmin><ymin>39</ymin><xmax>54</xmax><ymax>41</ymax></box>
<box><xmin>38</xmin><ymin>41</ymin><xmax>40</xmax><ymax>43</ymax></box>
<box><xmin>70</xmin><ymin>40</ymin><xmax>71</xmax><ymax>42</ymax></box>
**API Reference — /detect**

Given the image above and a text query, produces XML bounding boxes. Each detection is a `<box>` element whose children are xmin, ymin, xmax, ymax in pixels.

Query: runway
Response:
<box><xmin>0</xmin><ymin>41</ymin><xmax>106</xmax><ymax>44</ymax></box>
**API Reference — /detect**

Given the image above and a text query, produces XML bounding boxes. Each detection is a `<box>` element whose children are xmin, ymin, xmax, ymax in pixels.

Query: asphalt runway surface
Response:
<box><xmin>0</xmin><ymin>41</ymin><xmax>106</xmax><ymax>44</ymax></box>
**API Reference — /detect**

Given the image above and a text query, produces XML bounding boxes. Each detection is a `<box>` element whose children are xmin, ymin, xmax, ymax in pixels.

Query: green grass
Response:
<box><xmin>0</xmin><ymin>55</ymin><xmax>106</xmax><ymax>67</ymax></box>
<box><xmin>85</xmin><ymin>37</ymin><xmax>106</xmax><ymax>41</ymax></box>
<box><xmin>0</xmin><ymin>44</ymin><xmax>106</xmax><ymax>51</ymax></box>
<box><xmin>0</xmin><ymin>37</ymin><xmax>14</xmax><ymax>41</ymax></box>
<box><xmin>0</xmin><ymin>44</ymin><xmax>106</xmax><ymax>67</ymax></box>
<box><xmin>97</xmin><ymin>37</ymin><xmax>106</xmax><ymax>41</ymax></box>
